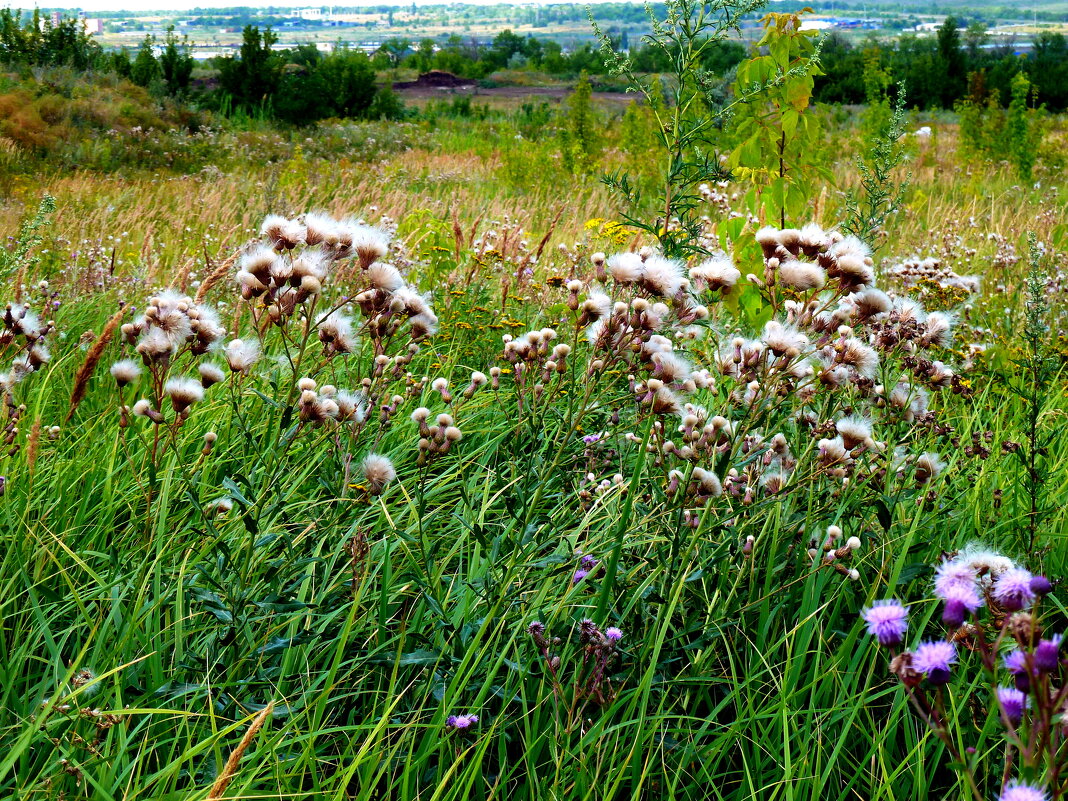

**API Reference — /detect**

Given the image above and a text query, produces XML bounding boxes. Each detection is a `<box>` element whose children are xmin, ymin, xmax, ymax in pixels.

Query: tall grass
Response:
<box><xmin>0</xmin><ymin>72</ymin><xmax>1066</xmax><ymax>801</ymax></box>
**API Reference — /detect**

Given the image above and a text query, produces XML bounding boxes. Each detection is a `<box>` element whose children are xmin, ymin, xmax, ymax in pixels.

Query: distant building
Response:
<box><xmin>295</xmin><ymin>8</ymin><xmax>325</xmax><ymax>21</ymax></box>
<box><xmin>799</xmin><ymin>19</ymin><xmax>834</xmax><ymax>31</ymax></box>
<box><xmin>46</xmin><ymin>11</ymin><xmax>101</xmax><ymax>34</ymax></box>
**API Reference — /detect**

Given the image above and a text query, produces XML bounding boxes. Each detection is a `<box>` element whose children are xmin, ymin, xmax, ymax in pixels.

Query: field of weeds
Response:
<box><xmin>2</xmin><ymin>6</ymin><xmax>1068</xmax><ymax>801</ymax></box>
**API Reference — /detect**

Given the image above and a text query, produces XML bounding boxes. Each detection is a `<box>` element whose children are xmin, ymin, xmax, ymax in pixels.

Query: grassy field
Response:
<box><xmin>1</xmin><ymin>32</ymin><xmax>1068</xmax><ymax>801</ymax></box>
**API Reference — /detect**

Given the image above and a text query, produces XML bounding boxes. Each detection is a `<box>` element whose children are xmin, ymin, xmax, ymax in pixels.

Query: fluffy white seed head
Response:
<box><xmin>361</xmin><ymin>453</ymin><xmax>396</xmax><ymax>493</ymax></box>
<box><xmin>198</xmin><ymin>362</ymin><xmax>225</xmax><ymax>387</ymax></box>
<box><xmin>110</xmin><ymin>359</ymin><xmax>142</xmax><ymax>386</ymax></box>
<box><xmin>165</xmin><ymin>377</ymin><xmax>205</xmax><ymax>413</ymax></box>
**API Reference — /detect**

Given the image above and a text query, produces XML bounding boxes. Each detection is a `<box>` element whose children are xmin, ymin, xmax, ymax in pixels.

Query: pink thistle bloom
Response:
<box><xmin>933</xmin><ymin>561</ymin><xmax>976</xmax><ymax>600</ymax></box>
<box><xmin>445</xmin><ymin>714</ymin><xmax>479</xmax><ymax>730</ymax></box>
<box><xmin>861</xmin><ymin>599</ymin><xmax>908</xmax><ymax>647</ymax></box>
<box><xmin>996</xmin><ymin>686</ymin><xmax>1027</xmax><ymax>725</ymax></box>
<box><xmin>993</xmin><ymin>568</ymin><xmax>1036</xmax><ymax>611</ymax></box>
<box><xmin>1000</xmin><ymin>781</ymin><xmax>1047</xmax><ymax>801</ymax></box>
<box><xmin>912</xmin><ymin>640</ymin><xmax>956</xmax><ymax>685</ymax></box>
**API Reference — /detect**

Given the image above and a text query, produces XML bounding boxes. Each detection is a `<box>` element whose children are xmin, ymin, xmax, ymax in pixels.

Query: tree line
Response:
<box><xmin>3</xmin><ymin>8</ymin><xmax>1068</xmax><ymax>125</ymax></box>
<box><xmin>817</xmin><ymin>18</ymin><xmax>1068</xmax><ymax>111</ymax></box>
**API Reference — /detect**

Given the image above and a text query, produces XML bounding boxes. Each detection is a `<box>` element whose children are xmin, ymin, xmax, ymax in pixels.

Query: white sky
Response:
<box><xmin>42</xmin><ymin>0</ymin><xmax>632</xmax><ymax>13</ymax></box>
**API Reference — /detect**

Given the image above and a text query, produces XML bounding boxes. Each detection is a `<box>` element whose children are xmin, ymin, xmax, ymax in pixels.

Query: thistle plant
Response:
<box><xmin>526</xmin><ymin>618</ymin><xmax>625</xmax><ymax>732</ymax></box>
<box><xmin>488</xmin><ymin>218</ymin><xmax>973</xmax><ymax>619</ymax></box>
<box><xmin>842</xmin><ymin>84</ymin><xmax>911</xmax><ymax>249</ymax></box>
<box><xmin>999</xmin><ymin>234</ymin><xmax>1059</xmax><ymax>553</ymax></box>
<box><xmin>592</xmin><ymin>0</ymin><xmax>821</xmax><ymax>258</ymax></box>
<box><xmin>0</xmin><ymin>194</ymin><xmax>55</xmax><ymax>281</ymax></box>
<box><xmin>862</xmin><ymin>547</ymin><xmax>1063</xmax><ymax>801</ymax></box>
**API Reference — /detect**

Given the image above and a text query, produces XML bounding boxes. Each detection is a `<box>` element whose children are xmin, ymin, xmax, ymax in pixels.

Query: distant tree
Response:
<box><xmin>159</xmin><ymin>25</ymin><xmax>194</xmax><ymax>96</ymax></box>
<box><xmin>107</xmin><ymin>48</ymin><xmax>133</xmax><ymax>79</ymax></box>
<box><xmin>559</xmin><ymin>71</ymin><xmax>599</xmax><ymax>174</ymax></box>
<box><xmin>963</xmin><ymin>21</ymin><xmax>987</xmax><ymax>59</ymax></box>
<box><xmin>375</xmin><ymin>37</ymin><xmax>410</xmax><ymax>69</ymax></box>
<box><xmin>218</xmin><ymin>25</ymin><xmax>281</xmax><ymax>111</ymax></box>
<box><xmin>936</xmin><ymin>16</ymin><xmax>965</xmax><ymax>107</ymax></box>
<box><xmin>489</xmin><ymin>29</ymin><xmax>524</xmax><ymax>69</ymax></box>
<box><xmin>1007</xmin><ymin>71</ymin><xmax>1041</xmax><ymax>180</ymax></box>
<box><xmin>1028</xmin><ymin>32</ymin><xmax>1068</xmax><ymax>109</ymax></box>
<box><xmin>319</xmin><ymin>50</ymin><xmax>378</xmax><ymax>117</ymax></box>
<box><xmin>273</xmin><ymin>63</ymin><xmax>328</xmax><ymax>124</ymax></box>
<box><xmin>130</xmin><ymin>36</ymin><xmax>159</xmax><ymax>88</ymax></box>
<box><xmin>413</xmin><ymin>38</ymin><xmax>435</xmax><ymax>72</ymax></box>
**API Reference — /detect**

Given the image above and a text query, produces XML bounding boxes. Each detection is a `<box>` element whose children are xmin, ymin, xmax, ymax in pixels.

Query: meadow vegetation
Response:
<box><xmin>1</xmin><ymin>2</ymin><xmax>1067</xmax><ymax>800</ymax></box>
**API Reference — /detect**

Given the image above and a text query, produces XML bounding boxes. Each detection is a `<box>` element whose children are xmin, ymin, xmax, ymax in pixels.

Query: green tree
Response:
<box><xmin>218</xmin><ymin>26</ymin><xmax>281</xmax><ymax>112</ymax></box>
<box><xmin>728</xmin><ymin>11</ymin><xmax>829</xmax><ymax>228</ymax></box>
<box><xmin>159</xmin><ymin>25</ymin><xmax>194</xmax><ymax>96</ymax></box>
<box><xmin>559</xmin><ymin>71</ymin><xmax>599</xmax><ymax>175</ymax></box>
<box><xmin>1007</xmin><ymin>72</ymin><xmax>1041</xmax><ymax>180</ymax></box>
<box><xmin>319</xmin><ymin>50</ymin><xmax>378</xmax><ymax>118</ymax></box>
<box><xmin>130</xmin><ymin>35</ymin><xmax>159</xmax><ymax>88</ymax></box>
<box><xmin>413</xmin><ymin>38</ymin><xmax>435</xmax><ymax>72</ymax></box>
<box><xmin>936</xmin><ymin>16</ymin><xmax>964</xmax><ymax>108</ymax></box>
<box><xmin>375</xmin><ymin>38</ymin><xmax>410</xmax><ymax>70</ymax></box>
<box><xmin>860</xmin><ymin>45</ymin><xmax>892</xmax><ymax>138</ymax></box>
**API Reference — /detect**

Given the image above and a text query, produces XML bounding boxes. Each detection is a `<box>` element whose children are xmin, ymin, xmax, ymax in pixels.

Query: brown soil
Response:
<box><xmin>392</xmin><ymin>73</ymin><xmax>629</xmax><ymax>105</ymax></box>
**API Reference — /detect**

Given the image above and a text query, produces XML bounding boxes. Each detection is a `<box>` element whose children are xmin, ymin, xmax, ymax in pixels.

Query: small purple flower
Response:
<box><xmin>1030</xmin><ymin>575</ymin><xmax>1052</xmax><ymax>596</ymax></box>
<box><xmin>445</xmin><ymin>713</ymin><xmax>479</xmax><ymax>730</ymax></box>
<box><xmin>605</xmin><ymin>627</ymin><xmax>623</xmax><ymax>642</ymax></box>
<box><xmin>582</xmin><ymin>433</ymin><xmax>603</xmax><ymax>445</ymax></box>
<box><xmin>934</xmin><ymin>561</ymin><xmax>976</xmax><ymax>600</ymax></box>
<box><xmin>1000</xmin><ymin>780</ymin><xmax>1047</xmax><ymax>801</ymax></box>
<box><xmin>580</xmin><ymin>554</ymin><xmax>598</xmax><ymax>570</ymax></box>
<box><xmin>1004</xmin><ymin>650</ymin><xmax>1029</xmax><ymax>674</ymax></box>
<box><xmin>912</xmin><ymin>640</ymin><xmax>956</xmax><ymax>685</ymax></box>
<box><xmin>993</xmin><ymin>568</ymin><xmax>1036</xmax><ymax>611</ymax></box>
<box><xmin>1034</xmin><ymin>635</ymin><xmax>1062</xmax><ymax>673</ymax></box>
<box><xmin>572</xmin><ymin>569</ymin><xmax>589</xmax><ymax>584</ymax></box>
<box><xmin>861</xmin><ymin>599</ymin><xmax>908</xmax><ymax>647</ymax></box>
<box><xmin>996</xmin><ymin>686</ymin><xmax>1027</xmax><ymax>725</ymax></box>
<box><xmin>941</xmin><ymin>583</ymin><xmax>983</xmax><ymax>627</ymax></box>
<box><xmin>1004</xmin><ymin>650</ymin><xmax>1033</xmax><ymax>692</ymax></box>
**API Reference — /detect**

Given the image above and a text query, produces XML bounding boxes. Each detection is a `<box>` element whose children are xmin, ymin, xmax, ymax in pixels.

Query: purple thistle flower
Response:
<box><xmin>941</xmin><ymin>583</ymin><xmax>983</xmax><ymax>627</ymax></box>
<box><xmin>605</xmin><ymin>627</ymin><xmax>623</xmax><ymax>642</ymax></box>
<box><xmin>1004</xmin><ymin>650</ymin><xmax>1029</xmax><ymax>674</ymax></box>
<box><xmin>572</xmin><ymin>569</ymin><xmax>589</xmax><ymax>584</ymax></box>
<box><xmin>1033</xmin><ymin>635</ymin><xmax>1062</xmax><ymax>673</ymax></box>
<box><xmin>582</xmin><ymin>433</ymin><xmax>603</xmax><ymax>445</ymax></box>
<box><xmin>1000</xmin><ymin>780</ymin><xmax>1047</xmax><ymax>801</ymax></box>
<box><xmin>861</xmin><ymin>599</ymin><xmax>908</xmax><ymax>647</ymax></box>
<box><xmin>912</xmin><ymin>640</ymin><xmax>956</xmax><ymax>685</ymax></box>
<box><xmin>1030</xmin><ymin>575</ymin><xmax>1053</xmax><ymax>596</ymax></box>
<box><xmin>934</xmin><ymin>561</ymin><xmax>976</xmax><ymax>600</ymax></box>
<box><xmin>1004</xmin><ymin>650</ymin><xmax>1033</xmax><ymax>692</ymax></box>
<box><xmin>993</xmin><ymin>568</ymin><xmax>1036</xmax><ymax>611</ymax></box>
<box><xmin>580</xmin><ymin>554</ymin><xmax>598</xmax><ymax>569</ymax></box>
<box><xmin>996</xmin><ymin>686</ymin><xmax>1027</xmax><ymax>725</ymax></box>
<box><xmin>445</xmin><ymin>713</ymin><xmax>479</xmax><ymax>730</ymax></box>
